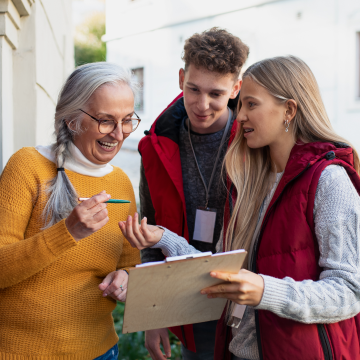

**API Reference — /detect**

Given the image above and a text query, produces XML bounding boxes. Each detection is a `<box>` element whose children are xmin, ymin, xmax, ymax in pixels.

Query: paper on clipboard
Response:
<box><xmin>122</xmin><ymin>249</ymin><xmax>247</xmax><ymax>334</ymax></box>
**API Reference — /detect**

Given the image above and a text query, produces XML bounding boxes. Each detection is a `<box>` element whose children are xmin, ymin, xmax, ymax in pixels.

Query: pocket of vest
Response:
<box><xmin>317</xmin><ymin>324</ymin><xmax>333</xmax><ymax>360</ymax></box>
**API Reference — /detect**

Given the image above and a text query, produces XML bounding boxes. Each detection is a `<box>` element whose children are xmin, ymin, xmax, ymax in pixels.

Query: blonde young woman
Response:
<box><xmin>120</xmin><ymin>56</ymin><xmax>360</xmax><ymax>360</ymax></box>
<box><xmin>0</xmin><ymin>62</ymin><xmax>141</xmax><ymax>360</ymax></box>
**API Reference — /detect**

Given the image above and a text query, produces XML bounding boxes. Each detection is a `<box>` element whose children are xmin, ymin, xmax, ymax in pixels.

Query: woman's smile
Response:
<box><xmin>97</xmin><ymin>140</ymin><xmax>119</xmax><ymax>151</ymax></box>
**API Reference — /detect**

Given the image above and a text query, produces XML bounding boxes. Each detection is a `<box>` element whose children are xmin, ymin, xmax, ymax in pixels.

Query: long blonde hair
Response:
<box><xmin>224</xmin><ymin>55</ymin><xmax>360</xmax><ymax>254</ymax></box>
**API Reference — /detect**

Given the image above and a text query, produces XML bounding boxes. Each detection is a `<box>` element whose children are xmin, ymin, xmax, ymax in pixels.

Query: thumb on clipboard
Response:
<box><xmin>119</xmin><ymin>212</ymin><xmax>164</xmax><ymax>250</ymax></box>
<box><xmin>200</xmin><ymin>269</ymin><xmax>265</xmax><ymax>307</ymax></box>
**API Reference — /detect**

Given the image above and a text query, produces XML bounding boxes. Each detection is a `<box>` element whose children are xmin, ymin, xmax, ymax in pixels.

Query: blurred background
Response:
<box><xmin>0</xmin><ymin>0</ymin><xmax>359</xmax><ymax>358</ymax></box>
<box><xmin>2</xmin><ymin>0</ymin><xmax>360</xmax><ymax>203</ymax></box>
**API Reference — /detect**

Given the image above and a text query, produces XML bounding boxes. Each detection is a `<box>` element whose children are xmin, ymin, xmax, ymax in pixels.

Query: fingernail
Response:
<box><xmin>107</xmin><ymin>194</ymin><xmax>111</xmax><ymax>199</ymax></box>
<box><xmin>103</xmin><ymin>293</ymin><xmax>107</xmax><ymax>297</ymax></box>
<box><xmin>201</xmin><ymin>290</ymin><xmax>206</xmax><ymax>294</ymax></box>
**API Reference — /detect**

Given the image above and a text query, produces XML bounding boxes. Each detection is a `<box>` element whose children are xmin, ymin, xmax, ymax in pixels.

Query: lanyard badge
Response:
<box><xmin>227</xmin><ymin>304</ymin><xmax>247</xmax><ymax>328</ymax></box>
<box><xmin>193</xmin><ymin>207</ymin><xmax>217</xmax><ymax>244</ymax></box>
<box><xmin>188</xmin><ymin>109</ymin><xmax>232</xmax><ymax>245</ymax></box>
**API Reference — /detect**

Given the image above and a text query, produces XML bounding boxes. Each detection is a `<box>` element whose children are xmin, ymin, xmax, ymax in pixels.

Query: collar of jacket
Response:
<box><xmin>140</xmin><ymin>93</ymin><xmax>239</xmax><ymax>203</ymax></box>
<box><xmin>267</xmin><ymin>141</ymin><xmax>356</xmax><ymax>214</ymax></box>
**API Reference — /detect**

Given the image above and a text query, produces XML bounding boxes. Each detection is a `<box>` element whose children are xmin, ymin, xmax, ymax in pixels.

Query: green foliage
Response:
<box><xmin>74</xmin><ymin>13</ymin><xmax>106</xmax><ymax>67</ymax></box>
<box><xmin>113</xmin><ymin>303</ymin><xmax>182</xmax><ymax>360</ymax></box>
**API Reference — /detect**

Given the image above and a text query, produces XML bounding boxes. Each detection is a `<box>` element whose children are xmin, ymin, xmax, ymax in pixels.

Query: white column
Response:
<box><xmin>0</xmin><ymin>36</ymin><xmax>14</xmax><ymax>169</ymax></box>
<box><xmin>0</xmin><ymin>0</ymin><xmax>21</xmax><ymax>169</ymax></box>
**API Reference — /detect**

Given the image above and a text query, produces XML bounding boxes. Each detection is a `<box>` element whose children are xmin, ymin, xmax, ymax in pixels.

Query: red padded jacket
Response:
<box><xmin>138</xmin><ymin>94</ymin><xmax>238</xmax><ymax>352</ymax></box>
<box><xmin>215</xmin><ymin>141</ymin><xmax>360</xmax><ymax>360</ymax></box>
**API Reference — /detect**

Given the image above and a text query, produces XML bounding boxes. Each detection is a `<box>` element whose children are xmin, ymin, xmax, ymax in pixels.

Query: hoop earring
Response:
<box><xmin>284</xmin><ymin>120</ymin><xmax>290</xmax><ymax>133</ymax></box>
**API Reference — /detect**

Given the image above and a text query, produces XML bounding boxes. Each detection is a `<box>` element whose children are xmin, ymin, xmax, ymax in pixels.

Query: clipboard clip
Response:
<box><xmin>166</xmin><ymin>252</ymin><xmax>212</xmax><ymax>263</ymax></box>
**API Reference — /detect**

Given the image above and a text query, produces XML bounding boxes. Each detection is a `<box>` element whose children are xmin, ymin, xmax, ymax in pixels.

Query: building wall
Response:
<box><xmin>0</xmin><ymin>0</ymin><xmax>73</xmax><ymax>169</ymax></box>
<box><xmin>104</xmin><ymin>0</ymin><xmax>360</xmax><ymax>152</ymax></box>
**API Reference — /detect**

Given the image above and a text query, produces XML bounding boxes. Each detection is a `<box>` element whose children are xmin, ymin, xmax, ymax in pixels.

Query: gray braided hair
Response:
<box><xmin>42</xmin><ymin>62</ymin><xmax>139</xmax><ymax>229</ymax></box>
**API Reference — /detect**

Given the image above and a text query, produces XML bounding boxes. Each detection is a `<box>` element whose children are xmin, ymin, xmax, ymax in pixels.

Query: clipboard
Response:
<box><xmin>122</xmin><ymin>249</ymin><xmax>247</xmax><ymax>334</ymax></box>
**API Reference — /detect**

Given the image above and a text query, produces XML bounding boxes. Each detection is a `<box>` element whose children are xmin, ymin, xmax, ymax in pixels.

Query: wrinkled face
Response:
<box><xmin>179</xmin><ymin>64</ymin><xmax>240</xmax><ymax>134</ymax></box>
<box><xmin>238</xmin><ymin>77</ymin><xmax>288</xmax><ymax>149</ymax></box>
<box><xmin>71</xmin><ymin>83</ymin><xmax>134</xmax><ymax>165</ymax></box>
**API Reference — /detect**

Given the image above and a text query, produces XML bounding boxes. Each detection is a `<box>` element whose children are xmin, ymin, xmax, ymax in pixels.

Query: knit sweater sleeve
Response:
<box><xmin>151</xmin><ymin>228</ymin><xmax>201</xmax><ymax>257</ymax></box>
<box><xmin>0</xmin><ymin>150</ymin><xmax>77</xmax><ymax>289</ymax></box>
<box><xmin>256</xmin><ymin>165</ymin><xmax>360</xmax><ymax>324</ymax></box>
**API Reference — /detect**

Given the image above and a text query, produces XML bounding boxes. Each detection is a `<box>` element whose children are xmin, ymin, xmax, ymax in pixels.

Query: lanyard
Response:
<box><xmin>188</xmin><ymin>108</ymin><xmax>232</xmax><ymax>208</ymax></box>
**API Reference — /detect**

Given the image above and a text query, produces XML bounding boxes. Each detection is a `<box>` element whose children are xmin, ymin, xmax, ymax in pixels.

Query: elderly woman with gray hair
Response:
<box><xmin>0</xmin><ymin>62</ymin><xmax>141</xmax><ymax>360</ymax></box>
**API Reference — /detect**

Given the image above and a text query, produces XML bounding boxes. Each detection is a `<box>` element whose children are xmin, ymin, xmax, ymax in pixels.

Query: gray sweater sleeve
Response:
<box><xmin>256</xmin><ymin>165</ymin><xmax>360</xmax><ymax>324</ymax></box>
<box><xmin>139</xmin><ymin>160</ymin><xmax>165</xmax><ymax>263</ymax></box>
<box><xmin>151</xmin><ymin>228</ymin><xmax>201</xmax><ymax>257</ymax></box>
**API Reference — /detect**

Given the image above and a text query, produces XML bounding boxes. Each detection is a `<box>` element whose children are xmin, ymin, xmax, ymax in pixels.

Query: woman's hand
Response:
<box><xmin>99</xmin><ymin>270</ymin><xmax>128</xmax><ymax>302</ymax></box>
<box><xmin>65</xmin><ymin>191</ymin><xmax>110</xmax><ymax>242</ymax></box>
<box><xmin>118</xmin><ymin>213</ymin><xmax>164</xmax><ymax>250</ymax></box>
<box><xmin>201</xmin><ymin>269</ymin><xmax>265</xmax><ymax>307</ymax></box>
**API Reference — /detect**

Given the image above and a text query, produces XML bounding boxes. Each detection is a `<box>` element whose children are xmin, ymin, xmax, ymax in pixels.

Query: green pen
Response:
<box><xmin>78</xmin><ymin>198</ymin><xmax>131</xmax><ymax>204</ymax></box>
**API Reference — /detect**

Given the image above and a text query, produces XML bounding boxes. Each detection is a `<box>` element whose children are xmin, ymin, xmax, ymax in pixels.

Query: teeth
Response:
<box><xmin>98</xmin><ymin>141</ymin><xmax>118</xmax><ymax>149</ymax></box>
<box><xmin>244</xmin><ymin>129</ymin><xmax>254</xmax><ymax>133</ymax></box>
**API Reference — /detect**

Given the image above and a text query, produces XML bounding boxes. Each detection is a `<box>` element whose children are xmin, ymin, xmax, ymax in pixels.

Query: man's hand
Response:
<box><xmin>145</xmin><ymin>328</ymin><xmax>171</xmax><ymax>360</ymax></box>
<box><xmin>99</xmin><ymin>270</ymin><xmax>128</xmax><ymax>302</ymax></box>
<box><xmin>118</xmin><ymin>213</ymin><xmax>164</xmax><ymax>250</ymax></box>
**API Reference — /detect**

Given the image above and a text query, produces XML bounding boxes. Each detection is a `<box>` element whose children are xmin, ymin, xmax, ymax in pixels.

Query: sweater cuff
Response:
<box><xmin>151</xmin><ymin>227</ymin><xmax>181</xmax><ymax>257</ymax></box>
<box><xmin>43</xmin><ymin>219</ymin><xmax>77</xmax><ymax>257</ymax></box>
<box><xmin>255</xmin><ymin>274</ymin><xmax>289</xmax><ymax>312</ymax></box>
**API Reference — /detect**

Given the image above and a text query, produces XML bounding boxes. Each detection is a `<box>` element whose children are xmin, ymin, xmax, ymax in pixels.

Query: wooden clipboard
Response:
<box><xmin>122</xmin><ymin>249</ymin><xmax>247</xmax><ymax>334</ymax></box>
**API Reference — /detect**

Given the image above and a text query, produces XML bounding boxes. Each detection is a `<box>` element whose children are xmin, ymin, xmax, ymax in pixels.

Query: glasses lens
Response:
<box><xmin>122</xmin><ymin>119</ymin><xmax>139</xmax><ymax>133</ymax></box>
<box><xmin>99</xmin><ymin>120</ymin><xmax>116</xmax><ymax>134</ymax></box>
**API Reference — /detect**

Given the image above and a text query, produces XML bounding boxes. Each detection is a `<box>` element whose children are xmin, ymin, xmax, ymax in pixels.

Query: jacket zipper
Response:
<box><xmin>251</xmin><ymin>165</ymin><xmax>310</xmax><ymax>360</ymax></box>
<box><xmin>223</xmin><ymin>322</ymin><xmax>230</xmax><ymax>360</ymax></box>
<box><xmin>317</xmin><ymin>324</ymin><xmax>333</xmax><ymax>360</ymax></box>
<box><xmin>181</xmin><ymin>325</ymin><xmax>188</xmax><ymax>349</ymax></box>
<box><xmin>181</xmin><ymin>212</ymin><xmax>185</xmax><ymax>237</ymax></box>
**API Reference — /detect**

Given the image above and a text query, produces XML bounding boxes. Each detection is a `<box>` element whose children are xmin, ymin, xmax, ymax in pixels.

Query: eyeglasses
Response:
<box><xmin>79</xmin><ymin>109</ymin><xmax>141</xmax><ymax>134</ymax></box>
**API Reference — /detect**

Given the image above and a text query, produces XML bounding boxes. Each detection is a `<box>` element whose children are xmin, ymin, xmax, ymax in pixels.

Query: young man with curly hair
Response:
<box><xmin>138</xmin><ymin>28</ymin><xmax>249</xmax><ymax>360</ymax></box>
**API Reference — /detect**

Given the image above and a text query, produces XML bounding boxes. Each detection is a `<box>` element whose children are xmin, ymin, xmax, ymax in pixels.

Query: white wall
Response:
<box><xmin>105</xmin><ymin>0</ymin><xmax>360</xmax><ymax>151</ymax></box>
<box><xmin>0</xmin><ymin>36</ymin><xmax>14</xmax><ymax>166</ymax></box>
<box><xmin>0</xmin><ymin>0</ymin><xmax>73</xmax><ymax>169</ymax></box>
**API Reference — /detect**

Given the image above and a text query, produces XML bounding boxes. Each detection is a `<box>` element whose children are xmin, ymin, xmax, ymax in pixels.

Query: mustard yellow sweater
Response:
<box><xmin>0</xmin><ymin>147</ymin><xmax>140</xmax><ymax>360</ymax></box>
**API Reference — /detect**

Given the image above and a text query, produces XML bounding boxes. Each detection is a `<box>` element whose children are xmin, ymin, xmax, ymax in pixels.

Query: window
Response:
<box><xmin>358</xmin><ymin>32</ymin><xmax>360</xmax><ymax>98</ymax></box>
<box><xmin>132</xmin><ymin>67</ymin><xmax>144</xmax><ymax>112</ymax></box>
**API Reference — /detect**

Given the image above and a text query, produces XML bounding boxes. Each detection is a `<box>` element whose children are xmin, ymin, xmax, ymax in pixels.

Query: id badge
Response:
<box><xmin>193</xmin><ymin>207</ymin><xmax>217</xmax><ymax>244</ymax></box>
<box><xmin>227</xmin><ymin>304</ymin><xmax>246</xmax><ymax>328</ymax></box>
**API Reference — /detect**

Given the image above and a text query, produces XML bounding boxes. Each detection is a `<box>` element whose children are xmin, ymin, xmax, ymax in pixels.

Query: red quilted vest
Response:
<box><xmin>215</xmin><ymin>141</ymin><xmax>360</xmax><ymax>360</ymax></box>
<box><xmin>138</xmin><ymin>94</ymin><xmax>238</xmax><ymax>352</ymax></box>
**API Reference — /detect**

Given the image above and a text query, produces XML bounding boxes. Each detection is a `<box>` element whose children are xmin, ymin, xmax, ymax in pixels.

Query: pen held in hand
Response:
<box><xmin>78</xmin><ymin>198</ymin><xmax>131</xmax><ymax>204</ymax></box>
